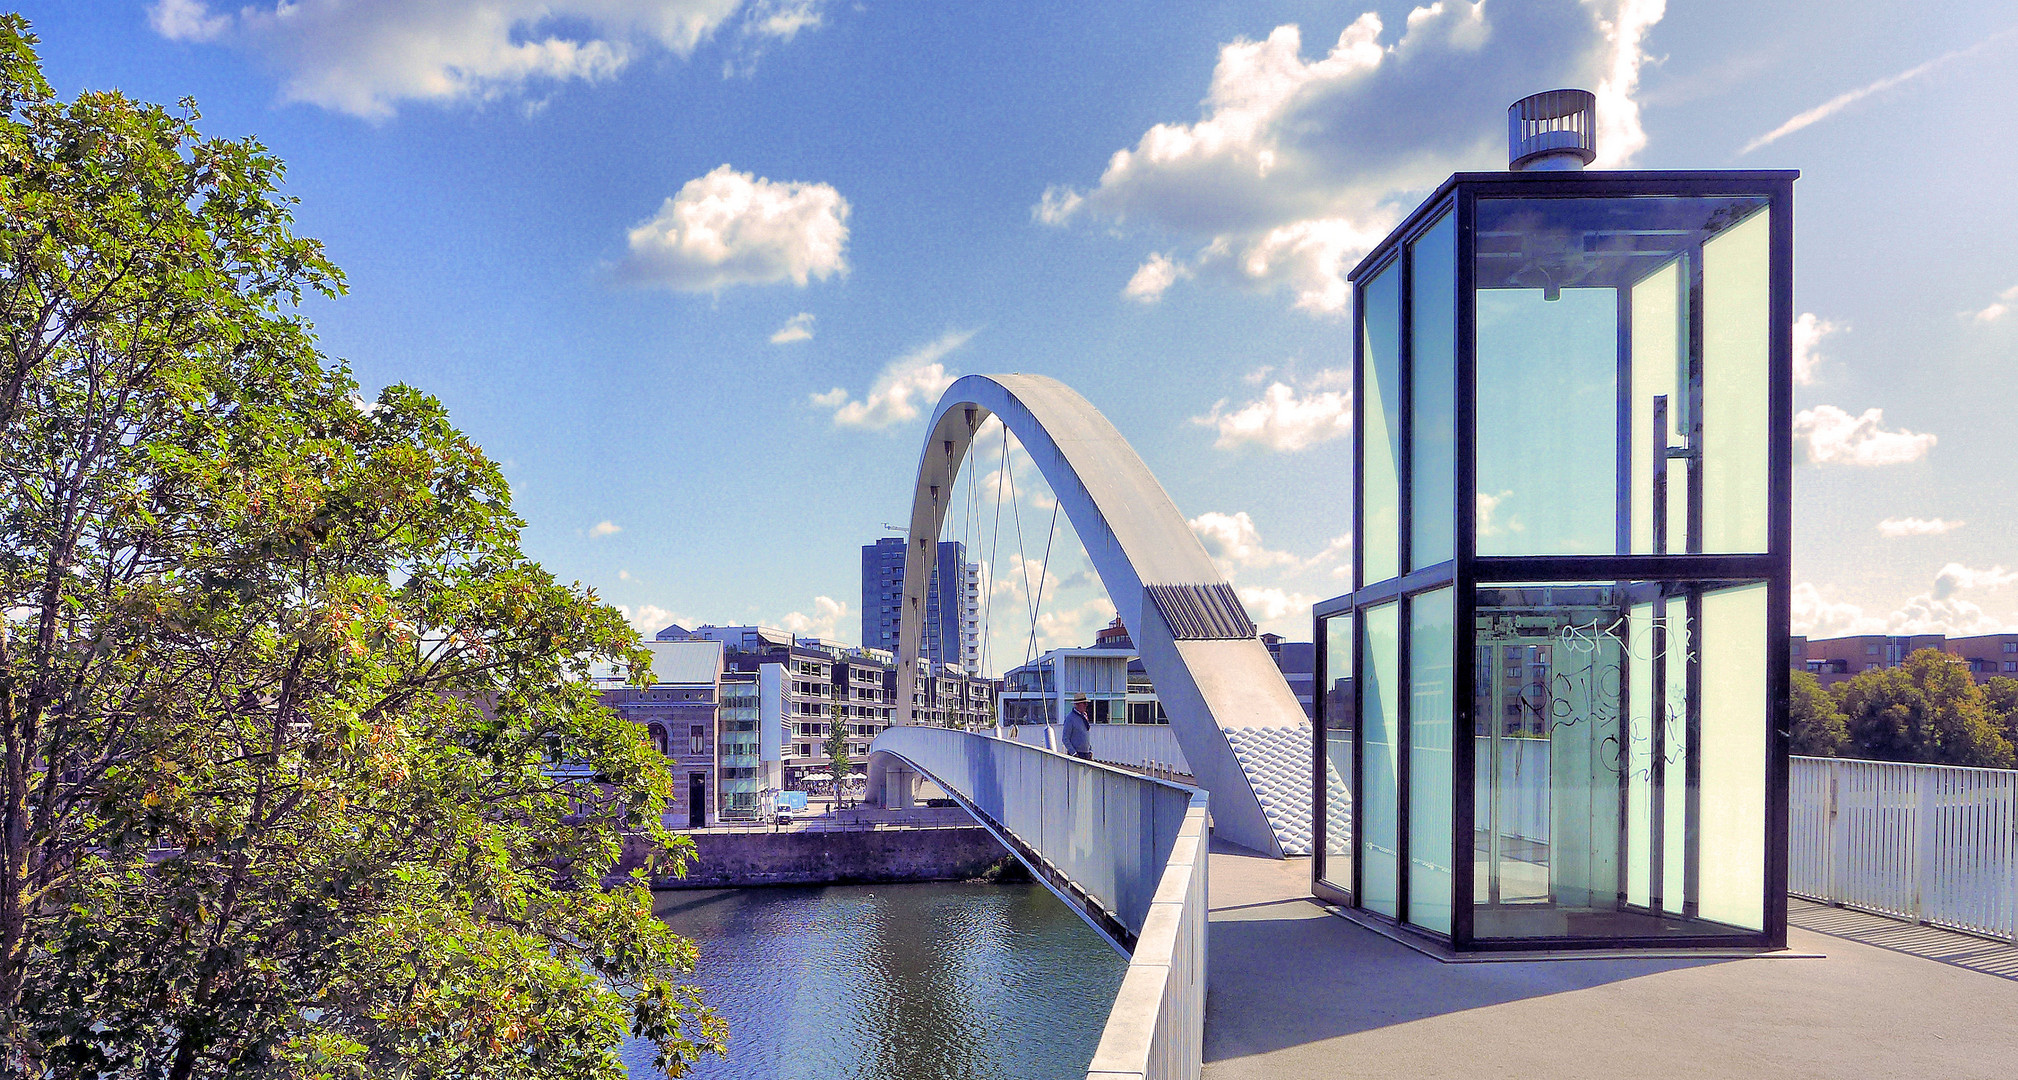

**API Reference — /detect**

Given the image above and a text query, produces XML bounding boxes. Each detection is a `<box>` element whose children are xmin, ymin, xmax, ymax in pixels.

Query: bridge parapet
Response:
<box><xmin>868</xmin><ymin>726</ymin><xmax>1198</xmax><ymax>945</ymax></box>
<box><xmin>867</xmin><ymin>727</ymin><xmax>1207</xmax><ymax>1080</ymax></box>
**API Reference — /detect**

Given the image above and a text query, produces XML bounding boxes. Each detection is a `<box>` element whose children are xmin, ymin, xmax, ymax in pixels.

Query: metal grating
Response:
<box><xmin>1146</xmin><ymin>582</ymin><xmax>1257</xmax><ymax>641</ymax></box>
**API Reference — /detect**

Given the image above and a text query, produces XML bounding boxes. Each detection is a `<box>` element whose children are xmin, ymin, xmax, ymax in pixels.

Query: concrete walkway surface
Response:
<box><xmin>1202</xmin><ymin>847</ymin><xmax>2018</xmax><ymax>1080</ymax></box>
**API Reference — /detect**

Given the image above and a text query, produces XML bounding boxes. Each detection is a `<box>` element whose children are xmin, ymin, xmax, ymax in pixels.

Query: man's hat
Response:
<box><xmin>1072</xmin><ymin>693</ymin><xmax>1089</xmax><ymax>703</ymax></box>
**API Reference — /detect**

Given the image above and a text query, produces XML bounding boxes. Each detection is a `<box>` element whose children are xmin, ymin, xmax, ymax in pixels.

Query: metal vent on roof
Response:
<box><xmin>1509</xmin><ymin>89</ymin><xmax>1596</xmax><ymax>171</ymax></box>
<box><xmin>1146</xmin><ymin>583</ymin><xmax>1257</xmax><ymax>641</ymax></box>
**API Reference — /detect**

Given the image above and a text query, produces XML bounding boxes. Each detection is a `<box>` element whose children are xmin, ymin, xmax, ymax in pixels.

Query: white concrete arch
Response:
<box><xmin>894</xmin><ymin>373</ymin><xmax>1310</xmax><ymax>858</ymax></box>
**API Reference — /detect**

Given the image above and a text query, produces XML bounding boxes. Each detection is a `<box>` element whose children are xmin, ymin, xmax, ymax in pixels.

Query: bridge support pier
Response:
<box><xmin>879</xmin><ymin>764</ymin><xmax>915</xmax><ymax>810</ymax></box>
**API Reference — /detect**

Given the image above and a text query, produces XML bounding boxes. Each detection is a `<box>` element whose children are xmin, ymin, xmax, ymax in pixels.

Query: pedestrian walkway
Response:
<box><xmin>1201</xmin><ymin>845</ymin><xmax>2018</xmax><ymax>1080</ymax></box>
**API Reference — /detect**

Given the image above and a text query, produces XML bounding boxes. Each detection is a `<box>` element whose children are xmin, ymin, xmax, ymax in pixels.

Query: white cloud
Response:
<box><xmin>1029</xmin><ymin>597</ymin><xmax>1119</xmax><ymax>654</ymax></box>
<box><xmin>1314</xmin><ymin>534</ymin><xmax>1355</xmax><ymax>577</ymax></box>
<box><xmin>590</xmin><ymin>520</ymin><xmax>622</xmax><ymax>537</ymax></box>
<box><xmin>621</xmin><ymin>164</ymin><xmax>848</xmax><ymax>292</ymax></box>
<box><xmin>1188</xmin><ymin>511</ymin><xmax>1302</xmax><ymax>576</ymax></box>
<box><xmin>1877</xmin><ymin>517</ymin><xmax>1964</xmax><ymax>538</ymax></box>
<box><xmin>1123</xmin><ymin>252</ymin><xmax>1191</xmax><ymax>303</ymax></box>
<box><xmin>1477</xmin><ymin>490</ymin><xmax>1524</xmax><ymax>538</ymax></box>
<box><xmin>1884</xmin><ymin>593</ymin><xmax>2009</xmax><ymax>637</ymax></box>
<box><xmin>1792</xmin><ymin>312</ymin><xmax>1839</xmax><ymax>385</ymax></box>
<box><xmin>1033</xmin><ymin>185</ymin><xmax>1084</xmax><ymax>225</ymax></box>
<box><xmin>1933</xmin><ymin>563</ymin><xmax>2018</xmax><ymax>600</ymax></box>
<box><xmin>770</xmin><ymin>311</ymin><xmax>816</xmax><ymax>343</ymax></box>
<box><xmin>742</xmin><ymin>0</ymin><xmax>823</xmax><ymax>41</ymax></box>
<box><xmin>148</xmin><ymin>1</ymin><xmax>770</xmax><ymax>119</ymax></box>
<box><xmin>1742</xmin><ymin>27</ymin><xmax>2016</xmax><ymax>154</ymax></box>
<box><xmin>779</xmin><ymin>595</ymin><xmax>848</xmax><ymax>640</ymax></box>
<box><xmin>1795</xmin><ymin>405</ymin><xmax>1937</xmax><ymax>466</ymax></box>
<box><xmin>1041</xmin><ymin>3</ymin><xmax>1664</xmax><ymax>312</ymax></box>
<box><xmin>617</xmin><ymin>603</ymin><xmax>686</xmax><ymax>635</ymax></box>
<box><xmin>1971</xmin><ymin>284</ymin><xmax>2018</xmax><ymax>323</ymax></box>
<box><xmin>1589</xmin><ymin>0</ymin><xmax>1665</xmax><ymax>167</ymax></box>
<box><xmin>1236</xmin><ymin>585</ymin><xmax>1320</xmax><ymax>636</ymax></box>
<box><xmin>149</xmin><ymin>0</ymin><xmax>226</xmax><ymax>41</ymax></box>
<box><xmin>813</xmin><ymin>329</ymin><xmax>974</xmax><ymax>430</ymax></box>
<box><xmin>1794</xmin><ymin>566</ymin><xmax>2018</xmax><ymax>639</ymax></box>
<box><xmin>1791</xmin><ymin>583</ymin><xmax>1885</xmax><ymax>638</ymax></box>
<box><xmin>1194</xmin><ymin>381</ymin><xmax>1351</xmax><ymax>451</ymax></box>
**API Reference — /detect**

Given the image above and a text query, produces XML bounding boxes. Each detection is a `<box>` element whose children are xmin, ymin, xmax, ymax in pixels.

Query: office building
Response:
<box><xmin>861</xmin><ymin>537</ymin><xmax>981</xmax><ymax>673</ymax></box>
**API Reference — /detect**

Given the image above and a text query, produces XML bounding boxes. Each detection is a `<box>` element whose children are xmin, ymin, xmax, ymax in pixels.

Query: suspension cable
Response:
<box><xmin>1006</xmin><ymin>435</ymin><xmax>1034</xmax><ymax>657</ymax></box>
<box><xmin>1024</xmin><ymin>500</ymin><xmax>1060</xmax><ymax>667</ymax></box>
<box><xmin>982</xmin><ymin>420</ymin><xmax>1008</xmax><ymax>680</ymax></box>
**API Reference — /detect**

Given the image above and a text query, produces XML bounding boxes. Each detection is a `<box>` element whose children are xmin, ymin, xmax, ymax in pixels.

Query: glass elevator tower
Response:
<box><xmin>1312</xmin><ymin>91</ymin><xmax>1796</xmax><ymax>951</ymax></box>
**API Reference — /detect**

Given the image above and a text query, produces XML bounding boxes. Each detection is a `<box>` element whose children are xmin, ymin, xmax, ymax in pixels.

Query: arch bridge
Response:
<box><xmin>870</xmin><ymin>373</ymin><xmax>1326</xmax><ymax>857</ymax></box>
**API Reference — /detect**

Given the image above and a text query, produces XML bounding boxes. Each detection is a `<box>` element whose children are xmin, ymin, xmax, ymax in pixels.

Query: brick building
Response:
<box><xmin>1794</xmin><ymin>632</ymin><xmax>2018</xmax><ymax>690</ymax></box>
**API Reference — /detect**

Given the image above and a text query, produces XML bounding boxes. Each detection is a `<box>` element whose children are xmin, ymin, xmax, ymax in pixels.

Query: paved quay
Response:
<box><xmin>1202</xmin><ymin>846</ymin><xmax>2018</xmax><ymax>1080</ymax></box>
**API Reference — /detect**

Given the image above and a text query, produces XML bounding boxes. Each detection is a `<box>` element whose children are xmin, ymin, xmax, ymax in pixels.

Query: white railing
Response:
<box><xmin>1087</xmin><ymin>795</ymin><xmax>1207</xmax><ymax>1080</ymax></box>
<box><xmin>999</xmin><ymin>723</ymin><xmax>1194</xmax><ymax>777</ymax></box>
<box><xmin>1790</xmin><ymin>756</ymin><xmax>2018</xmax><ymax>942</ymax></box>
<box><xmin>1474</xmin><ymin>736</ymin><xmax>1551</xmax><ymax>845</ymax></box>
<box><xmin>866</xmin><ymin>727</ymin><xmax>1206</xmax><ymax>1080</ymax></box>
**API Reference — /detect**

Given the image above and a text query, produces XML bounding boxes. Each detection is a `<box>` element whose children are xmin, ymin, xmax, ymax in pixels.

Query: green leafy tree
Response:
<box><xmin>1836</xmin><ymin>649</ymin><xmax>2016</xmax><ymax>769</ymax></box>
<box><xmin>825</xmin><ymin>703</ymin><xmax>851</xmax><ymax>808</ymax></box>
<box><xmin>0</xmin><ymin>17</ymin><xmax>720</xmax><ymax>1077</ymax></box>
<box><xmin>1982</xmin><ymin>676</ymin><xmax>2018</xmax><ymax>751</ymax></box>
<box><xmin>1788</xmin><ymin>668</ymin><xmax>1848</xmax><ymax>757</ymax></box>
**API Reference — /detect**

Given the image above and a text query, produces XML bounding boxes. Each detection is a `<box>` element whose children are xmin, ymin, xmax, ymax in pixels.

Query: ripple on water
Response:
<box><xmin>622</xmin><ymin>881</ymin><xmax>1127</xmax><ymax>1080</ymax></box>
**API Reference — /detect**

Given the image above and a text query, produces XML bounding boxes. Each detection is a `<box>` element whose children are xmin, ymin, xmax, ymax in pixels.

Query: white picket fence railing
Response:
<box><xmin>1790</xmin><ymin>756</ymin><xmax>2018</xmax><ymax>942</ymax></box>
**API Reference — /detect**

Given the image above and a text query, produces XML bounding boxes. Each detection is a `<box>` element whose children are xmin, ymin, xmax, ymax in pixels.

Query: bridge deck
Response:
<box><xmin>1202</xmin><ymin>845</ymin><xmax>2018</xmax><ymax>1080</ymax></box>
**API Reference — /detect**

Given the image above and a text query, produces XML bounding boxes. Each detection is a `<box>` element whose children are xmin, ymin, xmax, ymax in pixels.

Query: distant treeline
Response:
<box><xmin>1792</xmin><ymin>648</ymin><xmax>2018</xmax><ymax>769</ymax></box>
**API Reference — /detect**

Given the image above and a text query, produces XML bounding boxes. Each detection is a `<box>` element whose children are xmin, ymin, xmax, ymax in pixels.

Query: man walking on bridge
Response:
<box><xmin>1063</xmin><ymin>693</ymin><xmax>1095</xmax><ymax>761</ymax></box>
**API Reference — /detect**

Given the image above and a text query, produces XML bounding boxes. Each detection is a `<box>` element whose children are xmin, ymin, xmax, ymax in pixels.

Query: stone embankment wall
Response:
<box><xmin>635</xmin><ymin>825</ymin><xmax>1012</xmax><ymax>889</ymax></box>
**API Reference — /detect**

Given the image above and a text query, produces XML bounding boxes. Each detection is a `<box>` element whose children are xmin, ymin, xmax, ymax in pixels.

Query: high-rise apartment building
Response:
<box><xmin>860</xmin><ymin>537</ymin><xmax>980</xmax><ymax>673</ymax></box>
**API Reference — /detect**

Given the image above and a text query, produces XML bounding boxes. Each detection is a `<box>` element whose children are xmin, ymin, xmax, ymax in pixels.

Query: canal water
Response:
<box><xmin>622</xmin><ymin>882</ymin><xmax>1127</xmax><ymax>1080</ymax></box>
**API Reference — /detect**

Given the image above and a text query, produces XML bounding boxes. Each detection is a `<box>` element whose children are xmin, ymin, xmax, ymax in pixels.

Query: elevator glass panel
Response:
<box><xmin>1410</xmin><ymin>213</ymin><xmax>1456</xmax><ymax>570</ymax></box>
<box><xmin>1472</xmin><ymin>582</ymin><xmax>1763</xmax><ymax>939</ymax></box>
<box><xmin>1474</xmin><ymin>287</ymin><xmax>1616</xmax><ymax>555</ymax></box>
<box><xmin>1407</xmin><ymin>588</ymin><xmax>1455</xmax><ymax>935</ymax></box>
<box><xmin>1321</xmin><ymin>613</ymin><xmax>1356</xmax><ymax>896</ymax></box>
<box><xmin>1698</xmin><ymin>581</ymin><xmax>1768</xmax><ymax>930</ymax></box>
<box><xmin>1474</xmin><ymin>196</ymin><xmax>1772</xmax><ymax>558</ymax></box>
<box><xmin>1360</xmin><ymin>603</ymin><xmax>1401</xmax><ymax>918</ymax></box>
<box><xmin>1701</xmin><ymin>212</ymin><xmax>1772</xmax><ymax>554</ymax></box>
<box><xmin>1361</xmin><ymin>265</ymin><xmax>1402</xmax><ymax>586</ymax></box>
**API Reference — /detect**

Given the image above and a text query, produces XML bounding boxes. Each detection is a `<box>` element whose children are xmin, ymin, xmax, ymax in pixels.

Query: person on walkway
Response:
<box><xmin>1062</xmin><ymin>693</ymin><xmax>1095</xmax><ymax>760</ymax></box>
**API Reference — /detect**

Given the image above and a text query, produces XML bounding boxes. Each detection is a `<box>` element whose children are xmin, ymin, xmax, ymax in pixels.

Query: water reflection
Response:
<box><xmin>624</xmin><ymin>882</ymin><xmax>1125</xmax><ymax>1080</ymax></box>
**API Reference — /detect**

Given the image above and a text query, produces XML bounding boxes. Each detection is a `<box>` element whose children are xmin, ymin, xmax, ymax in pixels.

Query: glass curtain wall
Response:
<box><xmin>1467</xmin><ymin>193</ymin><xmax>1777</xmax><ymax>942</ymax></box>
<box><xmin>1319</xmin><ymin>614</ymin><xmax>1356</xmax><ymax>895</ymax></box>
<box><xmin>1474</xmin><ymin>196</ymin><xmax>1771</xmax><ymax>560</ymax></box>
<box><xmin>1360</xmin><ymin>604</ymin><xmax>1401</xmax><ymax>918</ymax></box>
<box><xmin>1338</xmin><ymin>209</ymin><xmax>1459</xmax><ymax>931</ymax></box>
<box><xmin>1319</xmin><ymin>174</ymin><xmax>1789</xmax><ymax>951</ymax></box>
<box><xmin>1471</xmin><ymin>581</ymin><xmax>1767</xmax><ymax>938</ymax></box>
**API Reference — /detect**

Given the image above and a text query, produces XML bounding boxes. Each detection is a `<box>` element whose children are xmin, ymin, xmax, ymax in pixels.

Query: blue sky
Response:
<box><xmin>21</xmin><ymin>1</ymin><xmax>2018</xmax><ymax>670</ymax></box>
